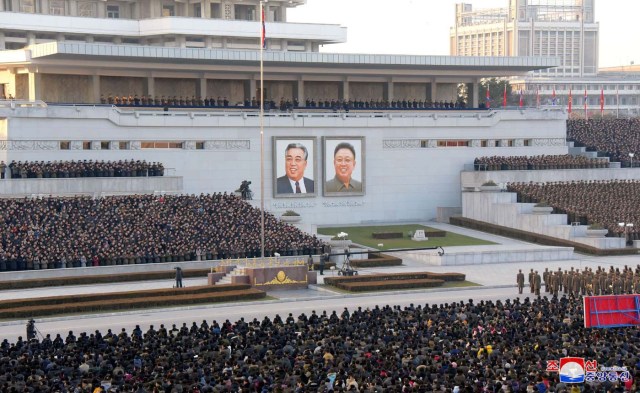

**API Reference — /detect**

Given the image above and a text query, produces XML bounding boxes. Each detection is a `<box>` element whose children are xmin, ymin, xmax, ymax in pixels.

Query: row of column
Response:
<box><xmin>25</xmin><ymin>73</ymin><xmax>482</xmax><ymax>106</ymax></box>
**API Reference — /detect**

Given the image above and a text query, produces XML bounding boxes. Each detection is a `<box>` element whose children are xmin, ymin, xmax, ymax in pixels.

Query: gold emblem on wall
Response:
<box><xmin>255</xmin><ymin>270</ymin><xmax>308</xmax><ymax>286</ymax></box>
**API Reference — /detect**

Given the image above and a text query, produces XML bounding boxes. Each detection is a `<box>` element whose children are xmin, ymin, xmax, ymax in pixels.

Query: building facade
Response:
<box><xmin>0</xmin><ymin>0</ymin><xmax>569</xmax><ymax>227</ymax></box>
<box><xmin>451</xmin><ymin>0</ymin><xmax>598</xmax><ymax>77</ymax></box>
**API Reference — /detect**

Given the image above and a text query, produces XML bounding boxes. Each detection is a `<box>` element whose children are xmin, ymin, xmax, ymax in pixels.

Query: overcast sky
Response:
<box><xmin>288</xmin><ymin>0</ymin><xmax>639</xmax><ymax>68</ymax></box>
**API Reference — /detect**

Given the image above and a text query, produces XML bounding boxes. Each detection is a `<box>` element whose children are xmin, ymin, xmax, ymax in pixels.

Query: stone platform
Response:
<box><xmin>398</xmin><ymin>244</ymin><xmax>574</xmax><ymax>266</ymax></box>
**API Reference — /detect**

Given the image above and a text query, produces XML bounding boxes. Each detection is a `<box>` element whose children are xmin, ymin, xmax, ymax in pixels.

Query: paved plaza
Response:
<box><xmin>0</xmin><ymin>222</ymin><xmax>638</xmax><ymax>342</ymax></box>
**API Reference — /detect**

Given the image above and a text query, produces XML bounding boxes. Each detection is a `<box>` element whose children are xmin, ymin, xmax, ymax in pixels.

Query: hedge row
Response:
<box><xmin>0</xmin><ymin>288</ymin><xmax>266</xmax><ymax>319</ymax></box>
<box><xmin>324</xmin><ymin>271</ymin><xmax>464</xmax><ymax>286</ymax></box>
<box><xmin>0</xmin><ymin>268</ymin><xmax>215</xmax><ymax>291</ymax></box>
<box><xmin>336</xmin><ymin>278</ymin><xmax>445</xmax><ymax>292</ymax></box>
<box><xmin>0</xmin><ymin>284</ymin><xmax>251</xmax><ymax>310</ymax></box>
<box><xmin>449</xmin><ymin>217</ymin><xmax>639</xmax><ymax>257</ymax></box>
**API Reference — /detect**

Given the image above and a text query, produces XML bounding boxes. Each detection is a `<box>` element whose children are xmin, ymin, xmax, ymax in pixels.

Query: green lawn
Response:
<box><xmin>317</xmin><ymin>224</ymin><xmax>495</xmax><ymax>250</ymax></box>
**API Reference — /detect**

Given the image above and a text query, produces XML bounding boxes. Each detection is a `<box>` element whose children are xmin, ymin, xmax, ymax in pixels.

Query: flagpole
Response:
<box><xmin>259</xmin><ymin>0</ymin><xmax>265</xmax><ymax>259</ymax></box>
<box><xmin>616</xmin><ymin>86</ymin><xmax>619</xmax><ymax>119</ymax></box>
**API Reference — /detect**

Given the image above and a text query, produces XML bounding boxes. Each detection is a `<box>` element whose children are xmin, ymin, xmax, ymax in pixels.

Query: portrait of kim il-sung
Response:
<box><xmin>323</xmin><ymin>137</ymin><xmax>365</xmax><ymax>196</ymax></box>
<box><xmin>273</xmin><ymin>137</ymin><xmax>317</xmax><ymax>198</ymax></box>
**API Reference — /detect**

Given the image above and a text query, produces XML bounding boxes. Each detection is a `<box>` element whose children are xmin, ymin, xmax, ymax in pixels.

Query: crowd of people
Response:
<box><xmin>567</xmin><ymin>119</ymin><xmax>640</xmax><ymax>167</ymax></box>
<box><xmin>0</xmin><ymin>193</ymin><xmax>324</xmax><ymax>271</ymax></box>
<box><xmin>506</xmin><ymin>180</ymin><xmax>640</xmax><ymax>237</ymax></box>
<box><xmin>474</xmin><ymin>155</ymin><xmax>609</xmax><ymax>171</ymax></box>
<box><xmin>519</xmin><ymin>265</ymin><xmax>640</xmax><ymax>297</ymax></box>
<box><xmin>104</xmin><ymin>94</ymin><xmax>469</xmax><ymax>111</ymax></box>
<box><xmin>1</xmin><ymin>294</ymin><xmax>638</xmax><ymax>392</ymax></box>
<box><xmin>0</xmin><ymin>160</ymin><xmax>164</xmax><ymax>179</ymax></box>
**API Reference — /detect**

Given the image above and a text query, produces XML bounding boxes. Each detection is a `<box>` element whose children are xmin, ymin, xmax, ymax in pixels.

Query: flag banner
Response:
<box><xmin>261</xmin><ymin>7</ymin><xmax>266</xmax><ymax>49</ymax></box>
<box><xmin>600</xmin><ymin>89</ymin><xmax>604</xmax><ymax>115</ymax></box>
<box><xmin>485</xmin><ymin>86</ymin><xmax>491</xmax><ymax>109</ymax></box>
<box><xmin>519</xmin><ymin>89</ymin><xmax>523</xmax><ymax>108</ymax></box>
<box><xmin>568</xmin><ymin>89</ymin><xmax>572</xmax><ymax>113</ymax></box>
<box><xmin>584</xmin><ymin>89</ymin><xmax>588</xmax><ymax>120</ymax></box>
<box><xmin>502</xmin><ymin>85</ymin><xmax>507</xmax><ymax>107</ymax></box>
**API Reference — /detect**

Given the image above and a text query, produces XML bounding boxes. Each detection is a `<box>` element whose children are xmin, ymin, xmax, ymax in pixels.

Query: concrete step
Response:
<box><xmin>566</xmin><ymin>141</ymin><xmax>575</xmax><ymax>148</ymax></box>
<box><xmin>568</xmin><ymin>146</ymin><xmax>585</xmax><ymax>155</ymax></box>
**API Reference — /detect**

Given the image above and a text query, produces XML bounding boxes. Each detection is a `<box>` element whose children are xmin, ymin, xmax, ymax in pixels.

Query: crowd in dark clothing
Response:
<box><xmin>105</xmin><ymin>94</ymin><xmax>468</xmax><ymax>111</ymax></box>
<box><xmin>0</xmin><ymin>194</ymin><xmax>323</xmax><ymax>272</ymax></box>
<box><xmin>474</xmin><ymin>155</ymin><xmax>609</xmax><ymax>171</ymax></box>
<box><xmin>1</xmin><ymin>294</ymin><xmax>639</xmax><ymax>392</ymax></box>
<box><xmin>506</xmin><ymin>180</ymin><xmax>640</xmax><ymax>237</ymax></box>
<box><xmin>567</xmin><ymin>119</ymin><xmax>640</xmax><ymax>167</ymax></box>
<box><xmin>1</xmin><ymin>160</ymin><xmax>163</xmax><ymax>179</ymax></box>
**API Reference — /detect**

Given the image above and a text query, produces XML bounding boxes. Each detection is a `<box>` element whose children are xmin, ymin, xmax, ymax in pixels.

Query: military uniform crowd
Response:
<box><xmin>518</xmin><ymin>265</ymin><xmax>640</xmax><ymax>297</ymax></box>
<box><xmin>0</xmin><ymin>193</ymin><xmax>323</xmax><ymax>272</ymax></box>
<box><xmin>567</xmin><ymin>118</ymin><xmax>640</xmax><ymax>167</ymax></box>
<box><xmin>474</xmin><ymin>155</ymin><xmax>608</xmax><ymax>171</ymax></box>
<box><xmin>0</xmin><ymin>160</ymin><xmax>164</xmax><ymax>179</ymax></box>
<box><xmin>506</xmin><ymin>180</ymin><xmax>640</xmax><ymax>237</ymax></box>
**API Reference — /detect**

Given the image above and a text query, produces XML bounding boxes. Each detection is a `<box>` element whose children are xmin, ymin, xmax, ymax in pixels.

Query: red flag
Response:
<box><xmin>261</xmin><ymin>6</ymin><xmax>266</xmax><ymax>49</ymax></box>
<box><xmin>519</xmin><ymin>89</ymin><xmax>523</xmax><ymax>108</ymax></box>
<box><xmin>552</xmin><ymin>88</ymin><xmax>557</xmax><ymax>105</ymax></box>
<box><xmin>486</xmin><ymin>86</ymin><xmax>491</xmax><ymax>108</ymax></box>
<box><xmin>584</xmin><ymin>89</ymin><xmax>588</xmax><ymax>120</ymax></box>
<box><xmin>600</xmin><ymin>88</ymin><xmax>604</xmax><ymax>116</ymax></box>
<box><xmin>568</xmin><ymin>89</ymin><xmax>572</xmax><ymax>113</ymax></box>
<box><xmin>503</xmin><ymin>85</ymin><xmax>507</xmax><ymax>107</ymax></box>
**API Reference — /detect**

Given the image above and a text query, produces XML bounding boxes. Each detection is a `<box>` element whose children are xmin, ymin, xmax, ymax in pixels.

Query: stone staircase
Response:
<box><xmin>217</xmin><ymin>266</ymin><xmax>245</xmax><ymax>285</ymax></box>
<box><xmin>463</xmin><ymin>191</ymin><xmax>626</xmax><ymax>250</ymax></box>
<box><xmin>567</xmin><ymin>140</ymin><xmax>621</xmax><ymax>168</ymax></box>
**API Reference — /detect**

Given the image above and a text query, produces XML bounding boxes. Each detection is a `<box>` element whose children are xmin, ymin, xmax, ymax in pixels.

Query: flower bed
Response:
<box><xmin>372</xmin><ymin>232</ymin><xmax>403</xmax><ymax>239</ymax></box>
<box><xmin>337</xmin><ymin>278</ymin><xmax>445</xmax><ymax>292</ymax></box>
<box><xmin>0</xmin><ymin>286</ymin><xmax>266</xmax><ymax>319</ymax></box>
<box><xmin>0</xmin><ymin>284</ymin><xmax>251</xmax><ymax>310</ymax></box>
<box><xmin>324</xmin><ymin>271</ymin><xmax>465</xmax><ymax>287</ymax></box>
<box><xmin>0</xmin><ymin>268</ymin><xmax>215</xmax><ymax>290</ymax></box>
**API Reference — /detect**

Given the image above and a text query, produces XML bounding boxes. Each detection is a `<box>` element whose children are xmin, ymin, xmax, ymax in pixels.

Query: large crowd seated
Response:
<box><xmin>0</xmin><ymin>160</ymin><xmax>163</xmax><ymax>179</ymax></box>
<box><xmin>506</xmin><ymin>180</ymin><xmax>640</xmax><ymax>238</ymax></box>
<box><xmin>1</xmin><ymin>295</ymin><xmax>639</xmax><ymax>392</ymax></box>
<box><xmin>0</xmin><ymin>194</ymin><xmax>323</xmax><ymax>272</ymax></box>
<box><xmin>102</xmin><ymin>94</ymin><xmax>468</xmax><ymax>111</ymax></box>
<box><xmin>474</xmin><ymin>155</ymin><xmax>609</xmax><ymax>171</ymax></box>
<box><xmin>567</xmin><ymin>119</ymin><xmax>640</xmax><ymax>167</ymax></box>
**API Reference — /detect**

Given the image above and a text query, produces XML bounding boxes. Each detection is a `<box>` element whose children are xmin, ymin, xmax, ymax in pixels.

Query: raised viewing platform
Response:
<box><xmin>0</xmin><ymin>176</ymin><xmax>182</xmax><ymax>198</ymax></box>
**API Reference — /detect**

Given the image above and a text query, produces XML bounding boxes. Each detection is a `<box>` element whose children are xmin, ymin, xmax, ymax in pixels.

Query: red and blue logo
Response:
<box><xmin>559</xmin><ymin>357</ymin><xmax>586</xmax><ymax>383</ymax></box>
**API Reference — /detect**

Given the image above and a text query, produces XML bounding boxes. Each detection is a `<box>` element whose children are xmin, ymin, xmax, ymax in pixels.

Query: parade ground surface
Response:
<box><xmin>0</xmin><ymin>222</ymin><xmax>638</xmax><ymax>342</ymax></box>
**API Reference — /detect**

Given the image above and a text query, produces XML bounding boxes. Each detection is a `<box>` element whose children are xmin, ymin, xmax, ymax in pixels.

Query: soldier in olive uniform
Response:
<box><xmin>517</xmin><ymin>269</ymin><xmax>525</xmax><ymax>294</ymax></box>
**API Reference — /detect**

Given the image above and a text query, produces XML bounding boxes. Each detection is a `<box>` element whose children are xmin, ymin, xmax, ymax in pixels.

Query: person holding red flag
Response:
<box><xmin>485</xmin><ymin>86</ymin><xmax>491</xmax><ymax>109</ymax></box>
<box><xmin>503</xmin><ymin>85</ymin><xmax>507</xmax><ymax>107</ymax></box>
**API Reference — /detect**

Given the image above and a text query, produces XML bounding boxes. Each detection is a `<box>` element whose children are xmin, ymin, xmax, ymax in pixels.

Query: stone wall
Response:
<box><xmin>156</xmin><ymin>78</ymin><xmax>198</xmax><ymax>100</ymax></box>
<box><xmin>395</xmin><ymin>83</ymin><xmax>428</xmax><ymax>100</ymax></box>
<box><xmin>305</xmin><ymin>81</ymin><xmax>340</xmax><ymax>100</ymax></box>
<box><xmin>265</xmin><ymin>81</ymin><xmax>295</xmax><ymax>101</ymax></box>
<box><xmin>101</xmin><ymin>76</ymin><xmax>146</xmax><ymax>99</ymax></box>
<box><xmin>350</xmin><ymin>82</ymin><xmax>384</xmax><ymax>101</ymax></box>
<box><xmin>14</xmin><ymin>74</ymin><xmax>28</xmax><ymax>100</ymax></box>
<box><xmin>41</xmin><ymin>75</ymin><xmax>93</xmax><ymax>103</ymax></box>
<box><xmin>206</xmin><ymin>79</ymin><xmax>245</xmax><ymax>103</ymax></box>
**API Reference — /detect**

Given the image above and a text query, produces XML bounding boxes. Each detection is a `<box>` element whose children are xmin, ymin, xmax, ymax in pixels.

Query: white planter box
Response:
<box><xmin>585</xmin><ymin>229</ymin><xmax>608</xmax><ymax>238</ymax></box>
<box><xmin>281</xmin><ymin>215</ymin><xmax>302</xmax><ymax>223</ymax></box>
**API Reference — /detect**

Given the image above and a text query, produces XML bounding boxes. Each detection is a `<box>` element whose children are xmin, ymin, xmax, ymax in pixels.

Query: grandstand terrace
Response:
<box><xmin>0</xmin><ymin>194</ymin><xmax>323</xmax><ymax>272</ymax></box>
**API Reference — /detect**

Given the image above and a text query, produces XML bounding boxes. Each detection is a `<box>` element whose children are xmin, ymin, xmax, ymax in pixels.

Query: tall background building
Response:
<box><xmin>451</xmin><ymin>0</ymin><xmax>598</xmax><ymax>77</ymax></box>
